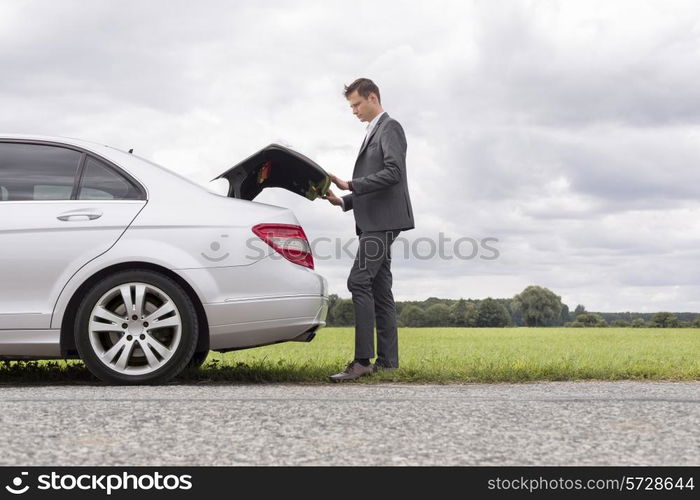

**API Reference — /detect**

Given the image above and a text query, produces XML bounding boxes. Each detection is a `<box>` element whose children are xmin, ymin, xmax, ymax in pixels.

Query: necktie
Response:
<box><xmin>361</xmin><ymin>125</ymin><xmax>371</xmax><ymax>149</ymax></box>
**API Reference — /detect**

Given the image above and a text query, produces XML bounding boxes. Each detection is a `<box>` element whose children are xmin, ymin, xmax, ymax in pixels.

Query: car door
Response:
<box><xmin>0</xmin><ymin>141</ymin><xmax>147</xmax><ymax>330</ymax></box>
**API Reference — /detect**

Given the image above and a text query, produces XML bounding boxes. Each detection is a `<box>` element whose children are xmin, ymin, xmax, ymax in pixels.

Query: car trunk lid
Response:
<box><xmin>213</xmin><ymin>144</ymin><xmax>330</xmax><ymax>201</ymax></box>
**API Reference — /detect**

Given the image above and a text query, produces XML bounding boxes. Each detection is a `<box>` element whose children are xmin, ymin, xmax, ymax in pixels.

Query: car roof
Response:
<box><xmin>0</xmin><ymin>134</ymin><xmax>210</xmax><ymax>201</ymax></box>
<box><xmin>0</xmin><ymin>133</ymin><xmax>126</xmax><ymax>153</ymax></box>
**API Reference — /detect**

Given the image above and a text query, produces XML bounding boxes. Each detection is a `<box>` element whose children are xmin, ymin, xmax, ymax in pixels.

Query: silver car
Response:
<box><xmin>0</xmin><ymin>135</ymin><xmax>330</xmax><ymax>384</ymax></box>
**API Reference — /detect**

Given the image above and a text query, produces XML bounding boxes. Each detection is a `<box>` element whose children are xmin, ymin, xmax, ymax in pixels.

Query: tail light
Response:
<box><xmin>252</xmin><ymin>223</ymin><xmax>314</xmax><ymax>269</ymax></box>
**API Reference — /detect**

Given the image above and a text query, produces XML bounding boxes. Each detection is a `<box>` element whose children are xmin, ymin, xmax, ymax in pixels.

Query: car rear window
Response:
<box><xmin>78</xmin><ymin>156</ymin><xmax>143</xmax><ymax>200</ymax></box>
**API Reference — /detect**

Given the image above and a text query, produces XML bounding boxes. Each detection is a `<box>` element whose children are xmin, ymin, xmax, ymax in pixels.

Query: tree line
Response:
<box><xmin>325</xmin><ymin>285</ymin><xmax>700</xmax><ymax>328</ymax></box>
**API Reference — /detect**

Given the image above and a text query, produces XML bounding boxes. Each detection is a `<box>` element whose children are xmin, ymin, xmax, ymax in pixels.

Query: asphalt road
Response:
<box><xmin>1</xmin><ymin>381</ymin><xmax>698</xmax><ymax>466</ymax></box>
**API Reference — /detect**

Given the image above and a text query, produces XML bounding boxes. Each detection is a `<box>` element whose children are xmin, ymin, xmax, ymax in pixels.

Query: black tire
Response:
<box><xmin>188</xmin><ymin>350</ymin><xmax>209</xmax><ymax>369</ymax></box>
<box><xmin>74</xmin><ymin>270</ymin><xmax>199</xmax><ymax>385</ymax></box>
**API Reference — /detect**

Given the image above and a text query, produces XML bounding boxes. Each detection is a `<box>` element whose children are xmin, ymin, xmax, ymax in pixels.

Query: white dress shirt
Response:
<box><xmin>360</xmin><ymin>110</ymin><xmax>386</xmax><ymax>149</ymax></box>
<box><xmin>340</xmin><ymin>111</ymin><xmax>386</xmax><ymax>209</ymax></box>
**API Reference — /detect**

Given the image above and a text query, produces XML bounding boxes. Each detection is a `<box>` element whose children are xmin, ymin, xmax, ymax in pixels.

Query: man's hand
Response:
<box><xmin>329</xmin><ymin>174</ymin><xmax>350</xmax><ymax>191</ymax></box>
<box><xmin>322</xmin><ymin>187</ymin><xmax>343</xmax><ymax>207</ymax></box>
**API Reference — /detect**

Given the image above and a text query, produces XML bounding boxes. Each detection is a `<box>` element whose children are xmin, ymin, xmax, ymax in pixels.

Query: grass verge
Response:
<box><xmin>1</xmin><ymin>327</ymin><xmax>698</xmax><ymax>384</ymax></box>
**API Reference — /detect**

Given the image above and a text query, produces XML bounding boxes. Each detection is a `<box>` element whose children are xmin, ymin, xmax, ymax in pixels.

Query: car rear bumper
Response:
<box><xmin>204</xmin><ymin>293</ymin><xmax>328</xmax><ymax>351</ymax></box>
<box><xmin>175</xmin><ymin>255</ymin><xmax>329</xmax><ymax>351</ymax></box>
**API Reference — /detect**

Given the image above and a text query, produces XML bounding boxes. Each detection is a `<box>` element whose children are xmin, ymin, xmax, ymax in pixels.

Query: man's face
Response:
<box><xmin>347</xmin><ymin>90</ymin><xmax>379</xmax><ymax>123</ymax></box>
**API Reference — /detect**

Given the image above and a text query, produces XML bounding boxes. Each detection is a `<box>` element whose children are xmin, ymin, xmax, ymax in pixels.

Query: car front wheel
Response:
<box><xmin>75</xmin><ymin>270</ymin><xmax>199</xmax><ymax>385</ymax></box>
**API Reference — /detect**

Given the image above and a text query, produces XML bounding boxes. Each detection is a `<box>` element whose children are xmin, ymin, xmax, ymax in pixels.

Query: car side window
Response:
<box><xmin>0</xmin><ymin>142</ymin><xmax>82</xmax><ymax>201</ymax></box>
<box><xmin>78</xmin><ymin>156</ymin><xmax>142</xmax><ymax>200</ymax></box>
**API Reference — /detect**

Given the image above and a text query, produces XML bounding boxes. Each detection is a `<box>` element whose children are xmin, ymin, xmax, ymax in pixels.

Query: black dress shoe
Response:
<box><xmin>329</xmin><ymin>360</ymin><xmax>373</xmax><ymax>381</ymax></box>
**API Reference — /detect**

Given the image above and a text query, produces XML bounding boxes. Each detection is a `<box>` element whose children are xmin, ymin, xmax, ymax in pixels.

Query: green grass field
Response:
<box><xmin>1</xmin><ymin>327</ymin><xmax>698</xmax><ymax>384</ymax></box>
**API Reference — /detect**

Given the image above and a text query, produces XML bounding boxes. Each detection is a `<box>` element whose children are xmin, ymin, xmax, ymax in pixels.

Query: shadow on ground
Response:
<box><xmin>0</xmin><ymin>360</ymin><xmax>371</xmax><ymax>386</ymax></box>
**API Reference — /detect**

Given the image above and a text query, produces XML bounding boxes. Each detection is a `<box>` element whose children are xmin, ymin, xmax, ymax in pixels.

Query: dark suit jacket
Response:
<box><xmin>341</xmin><ymin>112</ymin><xmax>415</xmax><ymax>236</ymax></box>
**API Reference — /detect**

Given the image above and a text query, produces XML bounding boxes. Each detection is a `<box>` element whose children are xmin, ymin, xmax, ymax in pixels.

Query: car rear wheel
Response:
<box><xmin>188</xmin><ymin>350</ymin><xmax>209</xmax><ymax>369</ymax></box>
<box><xmin>75</xmin><ymin>270</ymin><xmax>199</xmax><ymax>385</ymax></box>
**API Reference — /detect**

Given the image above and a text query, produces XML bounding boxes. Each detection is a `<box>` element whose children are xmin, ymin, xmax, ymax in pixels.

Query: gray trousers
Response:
<box><xmin>346</xmin><ymin>229</ymin><xmax>401</xmax><ymax>367</ymax></box>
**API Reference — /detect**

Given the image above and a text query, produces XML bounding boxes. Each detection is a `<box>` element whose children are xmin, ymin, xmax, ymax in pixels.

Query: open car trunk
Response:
<box><xmin>213</xmin><ymin>144</ymin><xmax>330</xmax><ymax>201</ymax></box>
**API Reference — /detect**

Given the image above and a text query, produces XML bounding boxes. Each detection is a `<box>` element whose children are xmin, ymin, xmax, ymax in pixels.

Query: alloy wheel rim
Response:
<box><xmin>88</xmin><ymin>282</ymin><xmax>182</xmax><ymax>375</ymax></box>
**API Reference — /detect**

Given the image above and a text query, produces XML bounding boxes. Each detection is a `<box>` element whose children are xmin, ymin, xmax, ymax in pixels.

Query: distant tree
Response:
<box><xmin>558</xmin><ymin>304</ymin><xmax>571</xmax><ymax>325</ymax></box>
<box><xmin>326</xmin><ymin>294</ymin><xmax>339</xmax><ymax>325</ymax></box>
<box><xmin>573</xmin><ymin>304</ymin><xmax>587</xmax><ymax>317</ymax></box>
<box><xmin>395</xmin><ymin>302</ymin><xmax>406</xmax><ymax>317</ymax></box>
<box><xmin>424</xmin><ymin>303</ymin><xmax>451</xmax><ymax>326</ymax></box>
<box><xmin>331</xmin><ymin>299</ymin><xmax>354</xmax><ymax>326</ymax></box>
<box><xmin>693</xmin><ymin>317</ymin><xmax>700</xmax><ymax>328</ymax></box>
<box><xmin>400</xmin><ymin>305</ymin><xmax>425</xmax><ymax>327</ymax></box>
<box><xmin>651</xmin><ymin>312</ymin><xmax>680</xmax><ymax>328</ymax></box>
<box><xmin>506</xmin><ymin>299</ymin><xmax>524</xmax><ymax>326</ymax></box>
<box><xmin>477</xmin><ymin>298</ymin><xmax>511</xmax><ymax>327</ymax></box>
<box><xmin>449</xmin><ymin>299</ymin><xmax>469</xmax><ymax>326</ymax></box>
<box><xmin>465</xmin><ymin>303</ymin><xmax>480</xmax><ymax>327</ymax></box>
<box><xmin>570</xmin><ymin>313</ymin><xmax>607</xmax><ymax>327</ymax></box>
<box><xmin>422</xmin><ymin>297</ymin><xmax>445</xmax><ymax>308</ymax></box>
<box><xmin>512</xmin><ymin>286</ymin><xmax>563</xmax><ymax>327</ymax></box>
<box><xmin>611</xmin><ymin>319</ymin><xmax>631</xmax><ymax>327</ymax></box>
<box><xmin>631</xmin><ymin>318</ymin><xmax>646</xmax><ymax>328</ymax></box>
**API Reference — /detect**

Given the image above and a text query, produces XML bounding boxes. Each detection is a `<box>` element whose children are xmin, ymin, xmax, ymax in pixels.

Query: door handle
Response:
<box><xmin>56</xmin><ymin>209</ymin><xmax>103</xmax><ymax>221</ymax></box>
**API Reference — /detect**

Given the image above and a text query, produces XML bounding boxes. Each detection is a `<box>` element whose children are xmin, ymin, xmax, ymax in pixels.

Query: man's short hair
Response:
<box><xmin>344</xmin><ymin>78</ymin><xmax>381</xmax><ymax>104</ymax></box>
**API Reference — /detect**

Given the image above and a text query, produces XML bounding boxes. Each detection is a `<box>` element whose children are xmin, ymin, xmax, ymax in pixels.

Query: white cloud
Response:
<box><xmin>1</xmin><ymin>0</ymin><xmax>699</xmax><ymax>311</ymax></box>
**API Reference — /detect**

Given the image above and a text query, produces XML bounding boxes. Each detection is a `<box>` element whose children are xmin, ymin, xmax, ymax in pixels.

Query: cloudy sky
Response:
<box><xmin>2</xmin><ymin>0</ymin><xmax>700</xmax><ymax>312</ymax></box>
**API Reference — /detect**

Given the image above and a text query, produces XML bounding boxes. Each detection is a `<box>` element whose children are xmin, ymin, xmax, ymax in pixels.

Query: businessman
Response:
<box><xmin>323</xmin><ymin>78</ymin><xmax>415</xmax><ymax>381</ymax></box>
